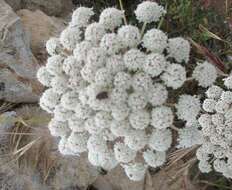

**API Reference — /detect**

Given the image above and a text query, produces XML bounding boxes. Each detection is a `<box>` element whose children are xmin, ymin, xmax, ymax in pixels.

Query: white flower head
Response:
<box><xmin>88</xmin><ymin>150</ymin><xmax>101</xmax><ymax>167</ymax></box>
<box><xmin>148</xmin><ymin>83</ymin><xmax>168</xmax><ymax>106</ymax></box>
<box><xmin>161</xmin><ymin>63</ymin><xmax>186</xmax><ymax>89</ymax></box>
<box><xmin>176</xmin><ymin>95</ymin><xmax>201</xmax><ymax>124</ymax></box>
<box><xmin>198</xmin><ymin>160</ymin><xmax>212</xmax><ymax>173</ymax></box>
<box><xmin>123</xmin><ymin>162</ymin><xmax>147</xmax><ymax>181</ymax></box>
<box><xmin>99</xmin><ymin>8</ymin><xmax>124</xmax><ymax>30</ymax></box>
<box><xmin>85</xmin><ymin>22</ymin><xmax>106</xmax><ymax>45</ymax></box>
<box><xmin>87</xmin><ymin>134</ymin><xmax>108</xmax><ymax>153</ymax></box>
<box><xmin>114</xmin><ymin>142</ymin><xmax>136</xmax><ymax>163</ymax></box>
<box><xmin>128</xmin><ymin>91</ymin><xmax>147</xmax><ymax>110</ymax></box>
<box><xmin>46</xmin><ymin>37</ymin><xmax>62</xmax><ymax>55</ymax></box>
<box><xmin>69</xmin><ymin>74</ymin><xmax>87</xmax><ymax>90</ymax></box>
<box><xmin>73</xmin><ymin>41</ymin><xmax>92</xmax><ymax>61</ymax></box>
<box><xmin>124</xmin><ymin>49</ymin><xmax>145</xmax><ymax>71</ymax></box>
<box><xmin>110</xmin><ymin>87</ymin><xmax>128</xmax><ymax>104</ymax></box>
<box><xmin>60</xmin><ymin>91</ymin><xmax>79</xmax><ymax>111</ymax></box>
<box><xmin>75</xmin><ymin>103</ymin><xmax>93</xmax><ymax>119</ymax></box>
<box><xmin>215</xmin><ymin>100</ymin><xmax>230</xmax><ymax>114</ymax></box>
<box><xmin>63</xmin><ymin>56</ymin><xmax>83</xmax><ymax>76</ymax></box>
<box><xmin>211</xmin><ymin>113</ymin><xmax>224</xmax><ymax>126</ymax></box>
<box><xmin>135</xmin><ymin>1</ymin><xmax>166</xmax><ymax>23</ymax></box>
<box><xmin>206</xmin><ymin>85</ymin><xmax>223</xmax><ymax>99</ymax></box>
<box><xmin>213</xmin><ymin>159</ymin><xmax>227</xmax><ymax>173</ymax></box>
<box><xmin>142</xmin><ymin>29</ymin><xmax>168</xmax><ymax>53</ymax></box>
<box><xmin>202</xmin><ymin>98</ymin><xmax>217</xmax><ymax>113</ymax></box>
<box><xmin>106</xmin><ymin>54</ymin><xmax>125</xmax><ymax>74</ymax></box>
<box><xmin>151</xmin><ymin>106</ymin><xmax>174</xmax><ymax>129</ymax></box>
<box><xmin>132</xmin><ymin>72</ymin><xmax>152</xmax><ymax>92</ymax></box>
<box><xmin>68</xmin><ymin>115</ymin><xmax>85</xmax><ymax>132</ymax></box>
<box><xmin>37</xmin><ymin>66</ymin><xmax>53</xmax><ymax>87</ymax></box>
<box><xmin>67</xmin><ymin>132</ymin><xmax>89</xmax><ymax>153</ymax></box>
<box><xmin>39</xmin><ymin>89</ymin><xmax>60</xmax><ymax>113</ymax></box>
<box><xmin>101</xmin><ymin>128</ymin><xmax>116</xmax><ymax>141</ymax></box>
<box><xmin>100</xmin><ymin>33</ymin><xmax>123</xmax><ymax>55</ymax></box>
<box><xmin>111</xmin><ymin>103</ymin><xmax>130</xmax><ymax>121</ymax></box>
<box><xmin>39</xmin><ymin>1</ymin><xmax>210</xmax><ymax>181</ymax></box>
<box><xmin>94</xmin><ymin>111</ymin><xmax>112</xmax><ymax>130</ymax></box>
<box><xmin>196</xmin><ymin>146</ymin><xmax>210</xmax><ymax>161</ymax></box>
<box><xmin>95</xmin><ymin>67</ymin><xmax>113</xmax><ymax>87</ymax></box>
<box><xmin>143</xmin><ymin>149</ymin><xmax>166</xmax><ymax>168</ymax></box>
<box><xmin>221</xmin><ymin>91</ymin><xmax>232</xmax><ymax>104</ymax></box>
<box><xmin>48</xmin><ymin>118</ymin><xmax>70</xmax><ymax>137</ymax></box>
<box><xmin>110</xmin><ymin>120</ymin><xmax>132</xmax><ymax>137</ymax></box>
<box><xmin>144</xmin><ymin>53</ymin><xmax>167</xmax><ymax>77</ymax></box>
<box><xmin>46</xmin><ymin>55</ymin><xmax>64</xmax><ymax>75</ymax></box>
<box><xmin>198</xmin><ymin>114</ymin><xmax>212</xmax><ymax>129</ymax></box>
<box><xmin>149</xmin><ymin>129</ymin><xmax>172</xmax><ymax>151</ymax></box>
<box><xmin>85</xmin><ymin>117</ymin><xmax>101</xmax><ymax>134</ymax></box>
<box><xmin>99</xmin><ymin>149</ymin><xmax>118</xmax><ymax>170</ymax></box>
<box><xmin>193</xmin><ymin>61</ymin><xmax>217</xmax><ymax>87</ymax></box>
<box><xmin>60</xmin><ymin>26</ymin><xmax>82</xmax><ymax>50</ymax></box>
<box><xmin>129</xmin><ymin>109</ymin><xmax>150</xmax><ymax>130</ymax></box>
<box><xmin>58</xmin><ymin>137</ymin><xmax>76</xmax><ymax>156</ymax></box>
<box><xmin>71</xmin><ymin>7</ymin><xmax>94</xmax><ymax>27</ymax></box>
<box><xmin>54</xmin><ymin>104</ymin><xmax>73</xmax><ymax>122</ymax></box>
<box><xmin>177</xmin><ymin>122</ymin><xmax>203</xmax><ymax>148</ymax></box>
<box><xmin>167</xmin><ymin>37</ymin><xmax>190</xmax><ymax>63</ymax></box>
<box><xmin>117</xmin><ymin>25</ymin><xmax>141</xmax><ymax>48</ymax></box>
<box><xmin>86</xmin><ymin>47</ymin><xmax>106</xmax><ymax>69</ymax></box>
<box><xmin>124</xmin><ymin>130</ymin><xmax>148</xmax><ymax>151</ymax></box>
<box><xmin>51</xmin><ymin>75</ymin><xmax>69</xmax><ymax>95</ymax></box>
<box><xmin>114</xmin><ymin>72</ymin><xmax>131</xmax><ymax>90</ymax></box>
<box><xmin>224</xmin><ymin>76</ymin><xmax>232</xmax><ymax>89</ymax></box>
<box><xmin>80</xmin><ymin>65</ymin><xmax>96</xmax><ymax>83</ymax></box>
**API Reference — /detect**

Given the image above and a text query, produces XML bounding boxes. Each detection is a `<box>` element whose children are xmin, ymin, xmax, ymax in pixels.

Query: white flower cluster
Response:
<box><xmin>135</xmin><ymin>1</ymin><xmax>166</xmax><ymax>23</ymax></box>
<box><xmin>192</xmin><ymin>61</ymin><xmax>218</xmax><ymax>88</ymax></box>
<box><xmin>196</xmin><ymin>77</ymin><xmax>232</xmax><ymax>178</ymax></box>
<box><xmin>176</xmin><ymin>95</ymin><xmax>201</xmax><ymax>125</ymax></box>
<box><xmin>37</xmin><ymin>1</ymin><xmax>212</xmax><ymax>181</ymax></box>
<box><xmin>177</xmin><ymin>122</ymin><xmax>203</xmax><ymax>148</ymax></box>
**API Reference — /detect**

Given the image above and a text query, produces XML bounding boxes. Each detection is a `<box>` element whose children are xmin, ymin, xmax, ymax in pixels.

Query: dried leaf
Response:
<box><xmin>189</xmin><ymin>38</ymin><xmax>226</xmax><ymax>73</ymax></box>
<box><xmin>199</xmin><ymin>24</ymin><xmax>225</xmax><ymax>42</ymax></box>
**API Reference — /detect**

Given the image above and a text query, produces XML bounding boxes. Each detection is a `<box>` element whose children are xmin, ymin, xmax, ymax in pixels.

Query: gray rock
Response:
<box><xmin>4</xmin><ymin>0</ymin><xmax>22</xmax><ymax>10</ymax></box>
<box><xmin>0</xmin><ymin>0</ymin><xmax>42</xmax><ymax>103</ymax></box>
<box><xmin>6</xmin><ymin>0</ymin><xmax>74</xmax><ymax>16</ymax></box>
<box><xmin>17</xmin><ymin>9</ymin><xmax>66</xmax><ymax>62</ymax></box>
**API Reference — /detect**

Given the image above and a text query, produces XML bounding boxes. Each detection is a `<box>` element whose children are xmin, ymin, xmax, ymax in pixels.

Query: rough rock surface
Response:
<box><xmin>5</xmin><ymin>0</ymin><xmax>74</xmax><ymax>16</ymax></box>
<box><xmin>17</xmin><ymin>9</ymin><xmax>66</xmax><ymax>62</ymax></box>
<box><xmin>4</xmin><ymin>0</ymin><xmax>22</xmax><ymax>10</ymax></box>
<box><xmin>52</xmin><ymin>154</ymin><xmax>98</xmax><ymax>190</ymax></box>
<box><xmin>0</xmin><ymin>0</ymin><xmax>42</xmax><ymax>103</ymax></box>
<box><xmin>93</xmin><ymin>166</ymin><xmax>144</xmax><ymax>190</ymax></box>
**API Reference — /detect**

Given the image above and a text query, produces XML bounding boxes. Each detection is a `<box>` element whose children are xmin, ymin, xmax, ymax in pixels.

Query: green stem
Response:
<box><xmin>119</xmin><ymin>0</ymin><xmax>127</xmax><ymax>25</ymax></box>
<box><xmin>157</xmin><ymin>16</ymin><xmax>164</xmax><ymax>29</ymax></box>
<box><xmin>140</xmin><ymin>22</ymin><xmax>147</xmax><ymax>38</ymax></box>
<box><xmin>158</xmin><ymin>3</ymin><xmax>168</xmax><ymax>29</ymax></box>
<box><xmin>225</xmin><ymin>0</ymin><xmax>228</xmax><ymax>16</ymax></box>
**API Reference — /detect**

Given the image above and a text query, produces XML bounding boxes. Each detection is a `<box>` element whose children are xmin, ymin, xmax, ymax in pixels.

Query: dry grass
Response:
<box><xmin>0</xmin><ymin>102</ymin><xmax>16</xmax><ymax>114</ymax></box>
<box><xmin>0</xmin><ymin>106</ymin><xmax>56</xmax><ymax>185</ymax></box>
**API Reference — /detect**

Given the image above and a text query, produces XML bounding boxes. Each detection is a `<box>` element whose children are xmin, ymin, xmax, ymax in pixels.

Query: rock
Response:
<box><xmin>5</xmin><ymin>0</ymin><xmax>22</xmax><ymax>10</ymax></box>
<box><xmin>5</xmin><ymin>0</ymin><xmax>74</xmax><ymax>16</ymax></box>
<box><xmin>52</xmin><ymin>154</ymin><xmax>98</xmax><ymax>190</ymax></box>
<box><xmin>0</xmin><ymin>0</ymin><xmax>42</xmax><ymax>103</ymax></box>
<box><xmin>17</xmin><ymin>9</ymin><xmax>66</xmax><ymax>62</ymax></box>
<box><xmin>93</xmin><ymin>166</ymin><xmax>144</xmax><ymax>190</ymax></box>
<box><xmin>22</xmin><ymin>0</ymin><xmax>73</xmax><ymax>16</ymax></box>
